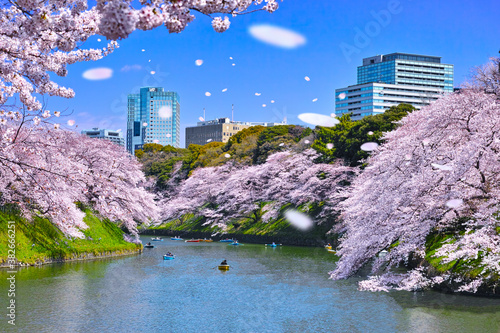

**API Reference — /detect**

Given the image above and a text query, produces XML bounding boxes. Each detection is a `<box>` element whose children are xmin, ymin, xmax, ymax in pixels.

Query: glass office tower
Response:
<box><xmin>336</xmin><ymin>53</ymin><xmax>454</xmax><ymax>120</ymax></box>
<box><xmin>126</xmin><ymin>87</ymin><xmax>180</xmax><ymax>155</ymax></box>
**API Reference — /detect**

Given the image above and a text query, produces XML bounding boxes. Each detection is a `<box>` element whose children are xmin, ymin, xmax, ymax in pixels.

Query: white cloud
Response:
<box><xmin>82</xmin><ymin>68</ymin><xmax>113</xmax><ymax>80</ymax></box>
<box><xmin>248</xmin><ymin>24</ymin><xmax>306</xmax><ymax>49</ymax></box>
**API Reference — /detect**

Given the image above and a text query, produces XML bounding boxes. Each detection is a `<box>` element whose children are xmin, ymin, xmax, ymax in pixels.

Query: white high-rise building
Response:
<box><xmin>335</xmin><ymin>53</ymin><xmax>454</xmax><ymax>120</ymax></box>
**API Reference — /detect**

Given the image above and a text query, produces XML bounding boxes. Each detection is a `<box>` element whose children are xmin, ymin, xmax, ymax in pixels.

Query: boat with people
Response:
<box><xmin>144</xmin><ymin>242</ymin><xmax>155</xmax><ymax>248</ymax></box>
<box><xmin>324</xmin><ymin>244</ymin><xmax>332</xmax><ymax>250</ymax></box>
<box><xmin>151</xmin><ymin>237</ymin><xmax>163</xmax><ymax>241</ymax></box>
<box><xmin>327</xmin><ymin>249</ymin><xmax>336</xmax><ymax>254</ymax></box>
<box><xmin>201</xmin><ymin>238</ymin><xmax>213</xmax><ymax>242</ymax></box>
<box><xmin>185</xmin><ymin>239</ymin><xmax>200</xmax><ymax>243</ymax></box>
<box><xmin>219</xmin><ymin>239</ymin><xmax>234</xmax><ymax>243</ymax></box>
<box><xmin>163</xmin><ymin>253</ymin><xmax>175</xmax><ymax>260</ymax></box>
<box><xmin>229</xmin><ymin>241</ymin><xmax>242</xmax><ymax>246</ymax></box>
<box><xmin>265</xmin><ymin>242</ymin><xmax>282</xmax><ymax>247</ymax></box>
<box><xmin>218</xmin><ymin>259</ymin><xmax>230</xmax><ymax>270</ymax></box>
<box><xmin>171</xmin><ymin>236</ymin><xmax>183</xmax><ymax>241</ymax></box>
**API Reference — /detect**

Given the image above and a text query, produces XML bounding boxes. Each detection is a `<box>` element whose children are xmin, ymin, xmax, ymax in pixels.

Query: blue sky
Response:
<box><xmin>49</xmin><ymin>0</ymin><xmax>500</xmax><ymax>147</ymax></box>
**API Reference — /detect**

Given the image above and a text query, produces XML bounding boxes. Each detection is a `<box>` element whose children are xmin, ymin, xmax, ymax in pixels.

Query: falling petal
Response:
<box><xmin>326</xmin><ymin>143</ymin><xmax>334</xmax><ymax>149</ymax></box>
<box><xmin>298</xmin><ymin>113</ymin><xmax>340</xmax><ymax>127</ymax></box>
<box><xmin>153</xmin><ymin>139</ymin><xmax>159</xmax><ymax>143</ymax></box>
<box><xmin>360</xmin><ymin>142</ymin><xmax>379</xmax><ymax>151</ymax></box>
<box><xmin>166</xmin><ymin>133</ymin><xmax>171</xmax><ymax>138</ymax></box>
<box><xmin>279</xmin><ymin>143</ymin><xmax>284</xmax><ymax>147</ymax></box>
<box><xmin>97</xmin><ymin>38</ymin><xmax>101</xmax><ymax>42</ymax></box>
<box><xmin>199</xmin><ymin>117</ymin><xmax>204</xmax><ymax>121</ymax></box>
<box><xmin>262</xmin><ymin>104</ymin><xmax>267</xmax><ymax>107</ymax></box>
<box><xmin>142</xmin><ymin>49</ymin><xmax>145</xmax><ymax>52</ymax></box>
<box><xmin>82</xmin><ymin>68</ymin><xmax>113</xmax><ymax>80</ymax></box>
<box><xmin>368</xmin><ymin>131</ymin><xmax>374</xmax><ymax>135</ymax></box>
<box><xmin>271</xmin><ymin>100</ymin><xmax>275</xmax><ymax>103</ymax></box>
<box><xmin>284</xmin><ymin>209</ymin><xmax>313</xmax><ymax>231</ymax></box>
<box><xmin>205</xmin><ymin>92</ymin><xmax>211</xmax><ymax>96</ymax></box>
<box><xmin>431</xmin><ymin>163</ymin><xmax>453</xmax><ymax>171</ymax></box>
<box><xmin>150</xmin><ymin>71</ymin><xmax>156</xmax><ymax>75</ymax></box>
<box><xmin>248</xmin><ymin>24</ymin><xmax>306</xmax><ymax>49</ymax></box>
<box><xmin>446</xmin><ymin>199</ymin><xmax>463</xmax><ymax>209</ymax></box>
<box><xmin>224</xmin><ymin>153</ymin><xmax>231</xmax><ymax>158</ymax></box>
<box><xmin>255</xmin><ymin>93</ymin><xmax>261</xmax><ymax>96</ymax></box>
<box><xmin>158</xmin><ymin>106</ymin><xmax>172</xmax><ymax>118</ymax></box>
<box><xmin>304</xmin><ymin>140</ymin><xmax>310</xmax><ymax>144</ymax></box>
<box><xmin>148</xmin><ymin>60</ymin><xmax>151</xmax><ymax>62</ymax></box>
<box><xmin>229</xmin><ymin>57</ymin><xmax>233</xmax><ymax>60</ymax></box>
<box><xmin>207</xmin><ymin>139</ymin><xmax>212</xmax><ymax>142</ymax></box>
<box><xmin>338</xmin><ymin>93</ymin><xmax>346</xmax><ymax>100</ymax></box>
<box><xmin>143</xmin><ymin>122</ymin><xmax>148</xmax><ymax>127</ymax></box>
<box><xmin>304</xmin><ymin>76</ymin><xmax>310</xmax><ymax>81</ymax></box>
<box><xmin>67</xmin><ymin>120</ymin><xmax>75</xmax><ymax>126</ymax></box>
<box><xmin>312</xmin><ymin>98</ymin><xmax>318</xmax><ymax>102</ymax></box>
<box><xmin>222</xmin><ymin>88</ymin><xmax>228</xmax><ymax>92</ymax></box>
<box><xmin>195</xmin><ymin>59</ymin><xmax>203</xmax><ymax>66</ymax></box>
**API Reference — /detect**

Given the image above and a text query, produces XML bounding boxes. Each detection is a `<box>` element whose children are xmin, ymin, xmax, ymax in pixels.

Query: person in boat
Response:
<box><xmin>272</xmin><ymin>242</ymin><xmax>276</xmax><ymax>246</ymax></box>
<box><xmin>147</xmin><ymin>242</ymin><xmax>151</xmax><ymax>246</ymax></box>
<box><xmin>220</xmin><ymin>259</ymin><xmax>227</xmax><ymax>265</ymax></box>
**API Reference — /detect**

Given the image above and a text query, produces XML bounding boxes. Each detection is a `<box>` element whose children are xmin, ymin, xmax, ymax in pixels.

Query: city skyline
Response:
<box><xmin>43</xmin><ymin>0</ymin><xmax>500</xmax><ymax>147</ymax></box>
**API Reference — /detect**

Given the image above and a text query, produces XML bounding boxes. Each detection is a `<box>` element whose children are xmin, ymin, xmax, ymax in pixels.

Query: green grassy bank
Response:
<box><xmin>0</xmin><ymin>207</ymin><xmax>141</xmax><ymax>266</ymax></box>
<box><xmin>146</xmin><ymin>204</ymin><xmax>339</xmax><ymax>247</ymax></box>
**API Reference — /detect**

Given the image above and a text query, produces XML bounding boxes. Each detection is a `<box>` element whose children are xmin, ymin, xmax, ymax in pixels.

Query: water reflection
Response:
<box><xmin>0</xmin><ymin>236</ymin><xmax>499</xmax><ymax>332</ymax></box>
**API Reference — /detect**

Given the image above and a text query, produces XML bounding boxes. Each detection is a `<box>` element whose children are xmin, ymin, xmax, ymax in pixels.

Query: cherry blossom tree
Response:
<box><xmin>0</xmin><ymin>0</ymin><xmax>279</xmax><ymax>116</ymax></box>
<box><xmin>330</xmin><ymin>88</ymin><xmax>500</xmax><ymax>293</ymax></box>
<box><xmin>0</xmin><ymin>115</ymin><xmax>159</xmax><ymax>238</ymax></box>
<box><xmin>161</xmin><ymin>149</ymin><xmax>356</xmax><ymax>230</ymax></box>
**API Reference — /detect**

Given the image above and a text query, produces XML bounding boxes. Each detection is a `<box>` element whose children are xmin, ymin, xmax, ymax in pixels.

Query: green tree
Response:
<box><xmin>313</xmin><ymin>104</ymin><xmax>415</xmax><ymax>166</ymax></box>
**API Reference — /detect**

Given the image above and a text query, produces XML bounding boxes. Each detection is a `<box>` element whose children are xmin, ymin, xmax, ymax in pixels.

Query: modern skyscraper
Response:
<box><xmin>126</xmin><ymin>87</ymin><xmax>180</xmax><ymax>155</ymax></box>
<box><xmin>81</xmin><ymin>128</ymin><xmax>125</xmax><ymax>147</ymax></box>
<box><xmin>335</xmin><ymin>53</ymin><xmax>454</xmax><ymax>120</ymax></box>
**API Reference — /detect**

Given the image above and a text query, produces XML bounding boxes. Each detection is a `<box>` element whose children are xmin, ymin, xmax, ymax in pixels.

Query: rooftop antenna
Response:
<box><xmin>231</xmin><ymin>104</ymin><xmax>234</xmax><ymax>122</ymax></box>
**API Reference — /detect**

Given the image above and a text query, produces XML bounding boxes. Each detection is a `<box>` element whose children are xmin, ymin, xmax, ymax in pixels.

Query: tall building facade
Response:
<box><xmin>81</xmin><ymin>128</ymin><xmax>125</xmax><ymax>147</ymax></box>
<box><xmin>127</xmin><ymin>87</ymin><xmax>180</xmax><ymax>155</ymax></box>
<box><xmin>185</xmin><ymin>117</ymin><xmax>285</xmax><ymax>147</ymax></box>
<box><xmin>335</xmin><ymin>53</ymin><xmax>454</xmax><ymax>120</ymax></box>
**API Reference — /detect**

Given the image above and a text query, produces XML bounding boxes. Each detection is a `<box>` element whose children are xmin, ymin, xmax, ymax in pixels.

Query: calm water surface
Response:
<box><xmin>1</xmin><ymin>236</ymin><xmax>500</xmax><ymax>333</ymax></box>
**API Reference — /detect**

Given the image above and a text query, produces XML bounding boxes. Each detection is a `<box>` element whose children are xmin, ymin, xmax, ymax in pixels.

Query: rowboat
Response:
<box><xmin>163</xmin><ymin>254</ymin><xmax>175</xmax><ymax>260</ymax></box>
<box><xmin>151</xmin><ymin>237</ymin><xmax>163</xmax><ymax>241</ymax></box>
<box><xmin>327</xmin><ymin>249</ymin><xmax>336</xmax><ymax>254</ymax></box>
<box><xmin>144</xmin><ymin>244</ymin><xmax>155</xmax><ymax>248</ymax></box>
<box><xmin>219</xmin><ymin>239</ymin><xmax>234</xmax><ymax>243</ymax></box>
<box><xmin>171</xmin><ymin>237</ymin><xmax>183</xmax><ymax>241</ymax></box>
<box><xmin>265</xmin><ymin>243</ymin><xmax>282</xmax><ymax>247</ymax></box>
<box><xmin>218</xmin><ymin>264</ymin><xmax>230</xmax><ymax>271</ymax></box>
<box><xmin>185</xmin><ymin>239</ymin><xmax>200</xmax><ymax>243</ymax></box>
<box><xmin>201</xmin><ymin>238</ymin><xmax>213</xmax><ymax>242</ymax></box>
<box><xmin>230</xmin><ymin>242</ymin><xmax>242</xmax><ymax>246</ymax></box>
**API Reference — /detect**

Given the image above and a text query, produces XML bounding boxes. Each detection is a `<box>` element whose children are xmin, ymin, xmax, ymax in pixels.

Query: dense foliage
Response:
<box><xmin>331</xmin><ymin>88</ymin><xmax>500</xmax><ymax>293</ymax></box>
<box><xmin>0</xmin><ymin>119</ymin><xmax>159</xmax><ymax>238</ymax></box>
<box><xmin>312</xmin><ymin>104</ymin><xmax>415</xmax><ymax>166</ymax></box>
<box><xmin>160</xmin><ymin>149</ymin><xmax>356</xmax><ymax>230</ymax></box>
<box><xmin>136</xmin><ymin>125</ymin><xmax>315</xmax><ymax>189</ymax></box>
